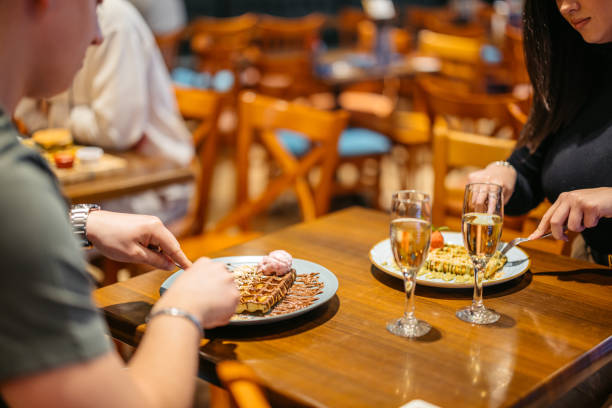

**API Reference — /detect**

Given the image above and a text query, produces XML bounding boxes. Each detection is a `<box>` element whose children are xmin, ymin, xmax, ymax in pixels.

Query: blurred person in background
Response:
<box><xmin>469</xmin><ymin>0</ymin><xmax>612</xmax><ymax>268</ymax></box>
<box><xmin>15</xmin><ymin>0</ymin><xmax>193</xmax><ymax>225</ymax></box>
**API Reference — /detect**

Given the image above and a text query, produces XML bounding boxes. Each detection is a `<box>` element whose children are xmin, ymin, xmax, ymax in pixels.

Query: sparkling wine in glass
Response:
<box><xmin>387</xmin><ymin>190</ymin><xmax>432</xmax><ymax>338</ymax></box>
<box><xmin>456</xmin><ymin>183</ymin><xmax>503</xmax><ymax>325</ymax></box>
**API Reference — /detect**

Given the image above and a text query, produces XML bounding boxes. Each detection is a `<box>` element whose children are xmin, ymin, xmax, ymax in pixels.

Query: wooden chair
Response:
<box><xmin>189</xmin><ymin>14</ymin><xmax>258</xmax><ymax>76</ymax></box>
<box><xmin>155</xmin><ymin>29</ymin><xmax>184</xmax><ymax>71</ymax></box>
<box><xmin>417</xmin><ymin>29</ymin><xmax>484</xmax><ymax>84</ymax></box>
<box><xmin>356</xmin><ymin>20</ymin><xmax>412</xmax><ymax>55</ymax></box>
<box><xmin>417</xmin><ymin>75</ymin><xmax>519</xmax><ymax>138</ymax></box>
<box><xmin>432</xmin><ymin>117</ymin><xmax>566</xmax><ymax>254</ymax></box>
<box><xmin>212</xmin><ymin>92</ymin><xmax>349</xmax><ymax>233</ymax></box>
<box><xmin>422</xmin><ymin>9</ymin><xmax>487</xmax><ymax>38</ymax></box>
<box><xmin>171</xmin><ymin>87</ymin><xmax>261</xmax><ymax>260</ymax></box>
<box><xmin>254</xmin><ymin>14</ymin><xmax>326</xmax><ymax>99</ymax></box>
<box><xmin>212</xmin><ymin>361</ymin><xmax>271</xmax><ymax>408</ymax></box>
<box><xmin>169</xmin><ymin>87</ymin><xmax>223</xmax><ymax>238</ymax></box>
<box><xmin>337</xmin><ymin>7</ymin><xmax>368</xmax><ymax>47</ymax></box>
<box><xmin>504</xmin><ymin>24</ymin><xmax>530</xmax><ymax>85</ymax></box>
<box><xmin>507</xmin><ymin>101</ymin><xmax>528</xmax><ymax>137</ymax></box>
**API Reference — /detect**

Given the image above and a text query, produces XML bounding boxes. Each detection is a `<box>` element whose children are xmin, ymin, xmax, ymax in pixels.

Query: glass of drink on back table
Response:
<box><xmin>387</xmin><ymin>190</ymin><xmax>432</xmax><ymax>338</ymax></box>
<box><xmin>457</xmin><ymin>183</ymin><xmax>503</xmax><ymax>324</ymax></box>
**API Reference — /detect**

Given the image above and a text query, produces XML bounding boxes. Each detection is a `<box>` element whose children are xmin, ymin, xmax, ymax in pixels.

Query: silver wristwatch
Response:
<box><xmin>69</xmin><ymin>204</ymin><xmax>100</xmax><ymax>247</ymax></box>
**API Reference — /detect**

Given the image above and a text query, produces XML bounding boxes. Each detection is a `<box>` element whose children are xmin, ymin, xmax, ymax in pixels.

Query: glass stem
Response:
<box><xmin>403</xmin><ymin>268</ymin><xmax>417</xmax><ymax>324</ymax></box>
<box><xmin>471</xmin><ymin>258</ymin><xmax>487</xmax><ymax>311</ymax></box>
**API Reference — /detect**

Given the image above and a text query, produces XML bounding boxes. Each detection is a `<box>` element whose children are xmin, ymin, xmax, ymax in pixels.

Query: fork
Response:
<box><xmin>500</xmin><ymin>232</ymin><xmax>553</xmax><ymax>256</ymax></box>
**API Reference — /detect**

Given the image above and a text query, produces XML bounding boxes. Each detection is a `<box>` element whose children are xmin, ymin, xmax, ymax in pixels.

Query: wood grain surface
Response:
<box><xmin>93</xmin><ymin>207</ymin><xmax>612</xmax><ymax>408</ymax></box>
<box><xmin>62</xmin><ymin>152</ymin><xmax>195</xmax><ymax>203</ymax></box>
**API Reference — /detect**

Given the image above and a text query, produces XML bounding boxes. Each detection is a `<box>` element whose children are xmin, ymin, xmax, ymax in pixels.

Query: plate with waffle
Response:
<box><xmin>160</xmin><ymin>252</ymin><xmax>339</xmax><ymax>325</ymax></box>
<box><xmin>369</xmin><ymin>232</ymin><xmax>530</xmax><ymax>288</ymax></box>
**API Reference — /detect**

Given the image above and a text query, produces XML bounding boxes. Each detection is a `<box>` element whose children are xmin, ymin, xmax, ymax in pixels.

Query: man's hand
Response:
<box><xmin>153</xmin><ymin>258</ymin><xmax>240</xmax><ymax>329</ymax></box>
<box><xmin>86</xmin><ymin>211</ymin><xmax>191</xmax><ymax>270</ymax></box>
<box><xmin>529</xmin><ymin>188</ymin><xmax>612</xmax><ymax>241</ymax></box>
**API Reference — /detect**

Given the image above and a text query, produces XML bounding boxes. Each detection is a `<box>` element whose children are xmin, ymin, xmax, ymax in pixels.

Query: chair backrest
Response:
<box><xmin>213</xmin><ymin>91</ymin><xmax>349</xmax><ymax>232</ymax></box>
<box><xmin>417</xmin><ymin>75</ymin><xmax>519</xmax><ymax>137</ymax></box>
<box><xmin>257</xmin><ymin>13</ymin><xmax>325</xmax><ymax>52</ymax></box>
<box><xmin>417</xmin><ymin>29</ymin><xmax>488</xmax><ymax>84</ymax></box>
<box><xmin>338</xmin><ymin>7</ymin><xmax>367</xmax><ymax>47</ymax></box>
<box><xmin>190</xmin><ymin>14</ymin><xmax>258</xmax><ymax>73</ymax></box>
<box><xmin>216</xmin><ymin>361</ymin><xmax>271</xmax><ymax>408</ymax></box>
<box><xmin>174</xmin><ymin>87</ymin><xmax>223</xmax><ymax>236</ymax></box>
<box><xmin>507</xmin><ymin>101</ymin><xmax>528</xmax><ymax>137</ymax></box>
<box><xmin>505</xmin><ymin>24</ymin><xmax>530</xmax><ymax>85</ymax></box>
<box><xmin>432</xmin><ymin>117</ymin><xmax>516</xmax><ymax>225</ymax></box>
<box><xmin>356</xmin><ymin>20</ymin><xmax>412</xmax><ymax>55</ymax></box>
<box><xmin>433</xmin><ymin>117</ymin><xmax>568</xmax><ymax>254</ymax></box>
<box><xmin>423</xmin><ymin>13</ymin><xmax>486</xmax><ymax>38</ymax></box>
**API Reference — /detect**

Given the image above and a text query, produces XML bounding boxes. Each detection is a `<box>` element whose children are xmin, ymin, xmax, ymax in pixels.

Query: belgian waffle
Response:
<box><xmin>233</xmin><ymin>265</ymin><xmax>296</xmax><ymax>314</ymax></box>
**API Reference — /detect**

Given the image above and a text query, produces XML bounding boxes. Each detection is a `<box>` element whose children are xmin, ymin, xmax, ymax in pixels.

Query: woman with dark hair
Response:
<box><xmin>469</xmin><ymin>0</ymin><xmax>612</xmax><ymax>267</ymax></box>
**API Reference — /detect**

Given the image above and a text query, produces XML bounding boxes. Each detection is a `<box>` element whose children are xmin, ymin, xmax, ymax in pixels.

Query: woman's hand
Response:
<box><xmin>529</xmin><ymin>187</ymin><xmax>612</xmax><ymax>241</ymax></box>
<box><xmin>468</xmin><ymin>162</ymin><xmax>517</xmax><ymax>205</ymax></box>
<box><xmin>86</xmin><ymin>210</ymin><xmax>191</xmax><ymax>270</ymax></box>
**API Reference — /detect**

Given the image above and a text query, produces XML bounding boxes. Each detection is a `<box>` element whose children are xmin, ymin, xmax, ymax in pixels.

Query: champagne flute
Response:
<box><xmin>387</xmin><ymin>190</ymin><xmax>432</xmax><ymax>338</ymax></box>
<box><xmin>456</xmin><ymin>183</ymin><xmax>503</xmax><ymax>325</ymax></box>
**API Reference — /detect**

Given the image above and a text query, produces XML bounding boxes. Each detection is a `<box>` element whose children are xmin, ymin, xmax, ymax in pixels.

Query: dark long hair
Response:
<box><xmin>520</xmin><ymin>0</ymin><xmax>605</xmax><ymax>151</ymax></box>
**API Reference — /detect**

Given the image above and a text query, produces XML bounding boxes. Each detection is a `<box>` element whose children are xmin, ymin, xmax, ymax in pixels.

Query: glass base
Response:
<box><xmin>456</xmin><ymin>305</ymin><xmax>500</xmax><ymax>325</ymax></box>
<box><xmin>386</xmin><ymin>317</ymin><xmax>431</xmax><ymax>338</ymax></box>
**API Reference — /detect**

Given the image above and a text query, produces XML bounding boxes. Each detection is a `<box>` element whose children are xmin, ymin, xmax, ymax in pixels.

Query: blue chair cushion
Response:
<box><xmin>480</xmin><ymin>44</ymin><xmax>502</xmax><ymax>65</ymax></box>
<box><xmin>212</xmin><ymin>69</ymin><xmax>235</xmax><ymax>93</ymax></box>
<box><xmin>338</xmin><ymin>128</ymin><xmax>391</xmax><ymax>157</ymax></box>
<box><xmin>277</xmin><ymin>127</ymin><xmax>391</xmax><ymax>158</ymax></box>
<box><xmin>172</xmin><ymin>67</ymin><xmax>211</xmax><ymax>89</ymax></box>
<box><xmin>277</xmin><ymin>129</ymin><xmax>311</xmax><ymax>157</ymax></box>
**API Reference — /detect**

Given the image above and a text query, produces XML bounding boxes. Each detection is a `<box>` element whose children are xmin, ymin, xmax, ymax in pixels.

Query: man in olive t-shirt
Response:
<box><xmin>0</xmin><ymin>1</ymin><xmax>238</xmax><ymax>406</ymax></box>
<box><xmin>0</xmin><ymin>112</ymin><xmax>112</xmax><ymax>387</ymax></box>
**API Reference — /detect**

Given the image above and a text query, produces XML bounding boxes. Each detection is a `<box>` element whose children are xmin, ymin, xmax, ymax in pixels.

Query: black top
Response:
<box><xmin>506</xmin><ymin>55</ymin><xmax>612</xmax><ymax>265</ymax></box>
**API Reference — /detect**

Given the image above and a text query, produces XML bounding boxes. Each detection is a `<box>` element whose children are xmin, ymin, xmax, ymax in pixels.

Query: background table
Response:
<box><xmin>94</xmin><ymin>207</ymin><xmax>612</xmax><ymax>407</ymax></box>
<box><xmin>62</xmin><ymin>152</ymin><xmax>195</xmax><ymax>204</ymax></box>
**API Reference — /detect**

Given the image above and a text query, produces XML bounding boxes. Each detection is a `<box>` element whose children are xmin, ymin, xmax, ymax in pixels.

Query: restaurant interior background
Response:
<box><xmin>31</xmin><ymin>0</ymin><xmax>541</xmax><ymax>285</ymax></box>
<box><xmin>21</xmin><ymin>1</ymin><xmax>609</xmax><ymax>406</ymax></box>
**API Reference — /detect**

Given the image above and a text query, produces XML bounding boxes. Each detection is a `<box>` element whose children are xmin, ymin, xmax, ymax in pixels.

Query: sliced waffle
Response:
<box><xmin>424</xmin><ymin>244</ymin><xmax>507</xmax><ymax>279</ymax></box>
<box><xmin>233</xmin><ymin>265</ymin><xmax>296</xmax><ymax>314</ymax></box>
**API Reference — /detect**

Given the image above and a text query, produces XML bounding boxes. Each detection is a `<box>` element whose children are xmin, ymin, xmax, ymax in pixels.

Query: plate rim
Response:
<box><xmin>160</xmin><ymin>256</ymin><xmax>339</xmax><ymax>325</ymax></box>
<box><xmin>369</xmin><ymin>232</ymin><xmax>531</xmax><ymax>288</ymax></box>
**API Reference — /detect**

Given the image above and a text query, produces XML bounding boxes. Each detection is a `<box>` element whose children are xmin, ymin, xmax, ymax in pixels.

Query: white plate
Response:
<box><xmin>369</xmin><ymin>232</ymin><xmax>530</xmax><ymax>289</ymax></box>
<box><xmin>160</xmin><ymin>256</ymin><xmax>339</xmax><ymax>326</ymax></box>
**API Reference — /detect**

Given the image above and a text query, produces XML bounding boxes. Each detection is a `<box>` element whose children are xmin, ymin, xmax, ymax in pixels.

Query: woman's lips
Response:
<box><xmin>572</xmin><ymin>17</ymin><xmax>591</xmax><ymax>29</ymax></box>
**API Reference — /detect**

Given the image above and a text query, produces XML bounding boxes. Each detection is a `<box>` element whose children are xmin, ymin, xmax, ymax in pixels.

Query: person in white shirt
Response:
<box><xmin>16</xmin><ymin>0</ymin><xmax>194</xmax><ymax>225</ymax></box>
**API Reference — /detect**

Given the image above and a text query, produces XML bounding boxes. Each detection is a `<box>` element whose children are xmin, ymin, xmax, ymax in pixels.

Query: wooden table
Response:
<box><xmin>93</xmin><ymin>207</ymin><xmax>612</xmax><ymax>407</ymax></box>
<box><xmin>315</xmin><ymin>48</ymin><xmax>441</xmax><ymax>87</ymax></box>
<box><xmin>62</xmin><ymin>152</ymin><xmax>195</xmax><ymax>203</ymax></box>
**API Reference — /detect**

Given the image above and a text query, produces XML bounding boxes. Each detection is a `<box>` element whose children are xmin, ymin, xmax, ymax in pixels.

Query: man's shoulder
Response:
<box><xmin>0</xmin><ymin>135</ymin><xmax>58</xmax><ymax>196</ymax></box>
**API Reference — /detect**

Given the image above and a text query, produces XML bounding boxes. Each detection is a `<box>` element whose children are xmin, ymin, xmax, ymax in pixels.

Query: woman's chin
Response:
<box><xmin>580</xmin><ymin>31</ymin><xmax>612</xmax><ymax>44</ymax></box>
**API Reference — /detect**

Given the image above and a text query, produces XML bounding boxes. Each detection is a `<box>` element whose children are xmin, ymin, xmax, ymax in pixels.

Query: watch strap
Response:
<box><xmin>69</xmin><ymin>204</ymin><xmax>100</xmax><ymax>247</ymax></box>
